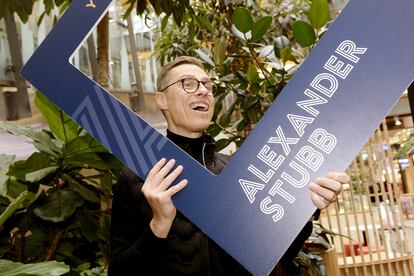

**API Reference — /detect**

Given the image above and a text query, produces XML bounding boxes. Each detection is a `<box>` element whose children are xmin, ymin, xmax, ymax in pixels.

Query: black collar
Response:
<box><xmin>166</xmin><ymin>129</ymin><xmax>216</xmax><ymax>165</ymax></box>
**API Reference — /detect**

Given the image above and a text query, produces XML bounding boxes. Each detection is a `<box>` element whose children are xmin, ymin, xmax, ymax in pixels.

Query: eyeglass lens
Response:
<box><xmin>182</xmin><ymin>78</ymin><xmax>213</xmax><ymax>93</ymax></box>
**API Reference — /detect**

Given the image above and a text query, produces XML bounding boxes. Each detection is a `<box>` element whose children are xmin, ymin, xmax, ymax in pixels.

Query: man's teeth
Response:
<box><xmin>190</xmin><ymin>103</ymin><xmax>208</xmax><ymax>111</ymax></box>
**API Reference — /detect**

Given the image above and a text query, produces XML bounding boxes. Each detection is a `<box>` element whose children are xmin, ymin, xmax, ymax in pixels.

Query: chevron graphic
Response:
<box><xmin>20</xmin><ymin>0</ymin><xmax>414</xmax><ymax>274</ymax></box>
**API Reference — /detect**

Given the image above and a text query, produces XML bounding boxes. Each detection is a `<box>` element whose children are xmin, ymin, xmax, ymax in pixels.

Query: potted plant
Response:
<box><xmin>294</xmin><ymin>222</ymin><xmax>350</xmax><ymax>276</ymax></box>
<box><xmin>0</xmin><ymin>91</ymin><xmax>123</xmax><ymax>275</ymax></box>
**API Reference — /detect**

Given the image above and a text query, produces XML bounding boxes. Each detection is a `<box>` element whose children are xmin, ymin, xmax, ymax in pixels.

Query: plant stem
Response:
<box><xmin>44</xmin><ymin>228</ymin><xmax>63</xmax><ymax>261</ymax></box>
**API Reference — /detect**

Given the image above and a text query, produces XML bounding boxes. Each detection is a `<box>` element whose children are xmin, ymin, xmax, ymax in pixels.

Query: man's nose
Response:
<box><xmin>195</xmin><ymin>83</ymin><xmax>211</xmax><ymax>96</ymax></box>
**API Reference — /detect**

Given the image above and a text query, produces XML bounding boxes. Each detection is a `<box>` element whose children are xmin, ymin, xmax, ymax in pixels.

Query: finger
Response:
<box><xmin>309</xmin><ymin>182</ymin><xmax>337</xmax><ymax>202</ymax></box>
<box><xmin>166</xmin><ymin>179</ymin><xmax>189</xmax><ymax>197</ymax></box>
<box><xmin>147</xmin><ymin>158</ymin><xmax>167</xmax><ymax>180</ymax></box>
<box><xmin>314</xmin><ymin>177</ymin><xmax>342</xmax><ymax>194</ymax></box>
<box><xmin>157</xmin><ymin>165</ymin><xmax>184</xmax><ymax>191</ymax></box>
<box><xmin>144</xmin><ymin>158</ymin><xmax>167</xmax><ymax>187</ymax></box>
<box><xmin>327</xmin><ymin>172</ymin><xmax>350</xmax><ymax>184</ymax></box>
<box><xmin>152</xmin><ymin>159</ymin><xmax>176</xmax><ymax>185</ymax></box>
<box><xmin>310</xmin><ymin>190</ymin><xmax>329</xmax><ymax>209</ymax></box>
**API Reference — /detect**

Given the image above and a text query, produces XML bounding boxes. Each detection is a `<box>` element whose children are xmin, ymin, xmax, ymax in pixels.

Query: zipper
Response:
<box><xmin>202</xmin><ymin>142</ymin><xmax>207</xmax><ymax>167</ymax></box>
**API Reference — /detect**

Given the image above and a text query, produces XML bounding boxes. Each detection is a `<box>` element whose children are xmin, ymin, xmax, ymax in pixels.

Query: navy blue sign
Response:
<box><xmin>21</xmin><ymin>0</ymin><xmax>414</xmax><ymax>274</ymax></box>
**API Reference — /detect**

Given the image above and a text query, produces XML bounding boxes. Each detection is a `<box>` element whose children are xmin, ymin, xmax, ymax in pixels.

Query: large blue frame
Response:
<box><xmin>21</xmin><ymin>1</ymin><xmax>414</xmax><ymax>274</ymax></box>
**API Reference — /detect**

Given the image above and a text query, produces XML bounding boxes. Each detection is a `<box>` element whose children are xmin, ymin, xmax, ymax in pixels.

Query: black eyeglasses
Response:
<box><xmin>160</xmin><ymin>78</ymin><xmax>213</xmax><ymax>93</ymax></box>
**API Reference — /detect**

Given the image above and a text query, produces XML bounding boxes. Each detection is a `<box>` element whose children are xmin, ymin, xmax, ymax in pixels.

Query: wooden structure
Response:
<box><xmin>320</xmin><ymin>121</ymin><xmax>414</xmax><ymax>275</ymax></box>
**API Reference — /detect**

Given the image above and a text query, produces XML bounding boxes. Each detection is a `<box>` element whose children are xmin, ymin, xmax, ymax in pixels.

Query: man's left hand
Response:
<box><xmin>309</xmin><ymin>172</ymin><xmax>350</xmax><ymax>209</ymax></box>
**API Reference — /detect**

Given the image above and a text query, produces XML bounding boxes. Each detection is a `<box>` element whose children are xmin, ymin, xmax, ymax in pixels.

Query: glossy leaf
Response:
<box><xmin>77</xmin><ymin>210</ymin><xmax>99</xmax><ymax>242</ymax></box>
<box><xmin>219</xmin><ymin>101</ymin><xmax>236</xmax><ymax>128</ymax></box>
<box><xmin>0</xmin><ymin>122</ymin><xmax>62</xmax><ymax>154</ymax></box>
<box><xmin>246</xmin><ymin>65</ymin><xmax>258</xmax><ymax>83</ymax></box>
<box><xmin>215</xmin><ymin>138</ymin><xmax>233</xmax><ymax>152</ymax></box>
<box><xmin>194</xmin><ymin>49</ymin><xmax>215</xmax><ymax>67</ymax></box>
<box><xmin>63</xmin><ymin>174</ymin><xmax>100</xmax><ymax>204</ymax></box>
<box><xmin>196</xmin><ymin>16</ymin><xmax>214</xmax><ymax>33</ymax></box>
<box><xmin>0</xmin><ymin>154</ymin><xmax>15</xmax><ymax>196</ymax></box>
<box><xmin>35</xmin><ymin>91</ymin><xmax>80</xmax><ymax>142</ymax></box>
<box><xmin>308</xmin><ymin>0</ymin><xmax>330</xmax><ymax>29</ymax></box>
<box><xmin>25</xmin><ymin>152</ymin><xmax>52</xmax><ymax>171</ymax></box>
<box><xmin>25</xmin><ymin>166</ymin><xmax>58</xmax><ymax>182</ymax></box>
<box><xmin>0</xmin><ymin>260</ymin><xmax>69</xmax><ymax>276</ymax></box>
<box><xmin>213</xmin><ymin>39</ymin><xmax>226</xmax><ymax>67</ymax></box>
<box><xmin>149</xmin><ymin>0</ymin><xmax>162</xmax><ymax>15</ymax></box>
<box><xmin>207</xmin><ymin>123</ymin><xmax>222</xmax><ymax>137</ymax></box>
<box><xmin>100</xmin><ymin>172</ymin><xmax>113</xmax><ymax>197</ymax></box>
<box><xmin>0</xmin><ymin>191</ymin><xmax>29</xmax><ymax>227</ymax></box>
<box><xmin>252</xmin><ymin>16</ymin><xmax>272</xmax><ymax>42</ymax></box>
<box><xmin>34</xmin><ymin>189</ymin><xmax>84</xmax><ymax>222</ymax></box>
<box><xmin>293</xmin><ymin>20</ymin><xmax>316</xmax><ymax>47</ymax></box>
<box><xmin>63</xmin><ymin>153</ymin><xmax>123</xmax><ymax>170</ymax></box>
<box><xmin>63</xmin><ymin>134</ymin><xmax>107</xmax><ymax>157</ymax></box>
<box><xmin>232</xmin><ymin>7</ymin><xmax>253</xmax><ymax>33</ymax></box>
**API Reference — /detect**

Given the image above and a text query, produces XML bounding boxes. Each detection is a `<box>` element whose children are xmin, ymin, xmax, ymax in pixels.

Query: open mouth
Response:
<box><xmin>190</xmin><ymin>102</ymin><xmax>209</xmax><ymax>112</ymax></box>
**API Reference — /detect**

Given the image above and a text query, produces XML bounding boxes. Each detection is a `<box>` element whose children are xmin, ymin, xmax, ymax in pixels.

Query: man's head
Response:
<box><xmin>156</xmin><ymin>56</ymin><xmax>214</xmax><ymax>138</ymax></box>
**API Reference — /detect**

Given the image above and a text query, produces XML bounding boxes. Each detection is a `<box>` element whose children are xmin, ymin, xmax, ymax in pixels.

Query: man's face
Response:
<box><xmin>157</xmin><ymin>64</ymin><xmax>215</xmax><ymax>138</ymax></box>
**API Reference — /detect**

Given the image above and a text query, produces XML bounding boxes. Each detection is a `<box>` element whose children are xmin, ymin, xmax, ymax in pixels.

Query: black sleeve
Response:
<box><xmin>109</xmin><ymin>168</ymin><xmax>167</xmax><ymax>275</ymax></box>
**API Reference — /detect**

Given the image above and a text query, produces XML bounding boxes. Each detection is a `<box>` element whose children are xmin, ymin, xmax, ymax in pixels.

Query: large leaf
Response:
<box><xmin>195</xmin><ymin>16</ymin><xmax>213</xmax><ymax>33</ymax></box>
<box><xmin>0</xmin><ymin>260</ymin><xmax>69</xmax><ymax>276</ymax></box>
<box><xmin>23</xmin><ymin>226</ymin><xmax>47</xmax><ymax>259</ymax></box>
<box><xmin>63</xmin><ymin>134</ymin><xmax>107</xmax><ymax>157</ymax></box>
<box><xmin>77</xmin><ymin>210</ymin><xmax>99</xmax><ymax>242</ymax></box>
<box><xmin>0</xmin><ymin>122</ymin><xmax>62</xmax><ymax>154</ymax></box>
<box><xmin>232</xmin><ymin>7</ymin><xmax>253</xmax><ymax>33</ymax></box>
<box><xmin>218</xmin><ymin>101</ymin><xmax>236</xmax><ymax>128</ymax></box>
<box><xmin>252</xmin><ymin>16</ymin><xmax>272</xmax><ymax>42</ymax></box>
<box><xmin>308</xmin><ymin>0</ymin><xmax>330</xmax><ymax>29</ymax></box>
<box><xmin>63</xmin><ymin>174</ymin><xmax>100</xmax><ymax>204</ymax></box>
<box><xmin>25</xmin><ymin>152</ymin><xmax>53</xmax><ymax>171</ymax></box>
<box><xmin>0</xmin><ymin>191</ymin><xmax>29</xmax><ymax>227</ymax></box>
<box><xmin>100</xmin><ymin>172</ymin><xmax>113</xmax><ymax>197</ymax></box>
<box><xmin>213</xmin><ymin>39</ymin><xmax>226</xmax><ymax>67</ymax></box>
<box><xmin>35</xmin><ymin>91</ymin><xmax>80</xmax><ymax>142</ymax></box>
<box><xmin>293</xmin><ymin>20</ymin><xmax>316</xmax><ymax>47</ymax></box>
<box><xmin>97</xmin><ymin>213</ymin><xmax>111</xmax><ymax>241</ymax></box>
<box><xmin>0</xmin><ymin>154</ymin><xmax>15</xmax><ymax>196</ymax></box>
<box><xmin>63</xmin><ymin>152</ymin><xmax>123</xmax><ymax>170</ymax></box>
<box><xmin>8</xmin><ymin>160</ymin><xmax>33</xmax><ymax>182</ymax></box>
<box><xmin>6</xmin><ymin>177</ymin><xmax>28</xmax><ymax>198</ymax></box>
<box><xmin>194</xmin><ymin>49</ymin><xmax>215</xmax><ymax>67</ymax></box>
<box><xmin>34</xmin><ymin>189</ymin><xmax>84</xmax><ymax>222</ymax></box>
<box><xmin>25</xmin><ymin>166</ymin><xmax>58</xmax><ymax>182</ymax></box>
<box><xmin>0</xmin><ymin>154</ymin><xmax>15</xmax><ymax>168</ymax></box>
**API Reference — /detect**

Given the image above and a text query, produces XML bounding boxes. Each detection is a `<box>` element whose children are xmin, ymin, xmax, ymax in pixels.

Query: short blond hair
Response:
<box><xmin>157</xmin><ymin>56</ymin><xmax>204</xmax><ymax>91</ymax></box>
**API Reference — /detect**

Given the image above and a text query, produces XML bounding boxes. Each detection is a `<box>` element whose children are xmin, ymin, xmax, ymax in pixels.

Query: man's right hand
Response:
<box><xmin>142</xmin><ymin>158</ymin><xmax>188</xmax><ymax>238</ymax></box>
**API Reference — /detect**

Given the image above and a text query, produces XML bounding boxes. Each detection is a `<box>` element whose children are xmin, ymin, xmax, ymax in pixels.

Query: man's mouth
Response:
<box><xmin>190</xmin><ymin>102</ymin><xmax>209</xmax><ymax>112</ymax></box>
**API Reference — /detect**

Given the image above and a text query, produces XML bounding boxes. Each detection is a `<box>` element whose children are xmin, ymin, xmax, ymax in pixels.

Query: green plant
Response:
<box><xmin>0</xmin><ymin>91</ymin><xmax>123</xmax><ymax>274</ymax></box>
<box><xmin>294</xmin><ymin>223</ymin><xmax>349</xmax><ymax>276</ymax></box>
<box><xmin>156</xmin><ymin>0</ymin><xmax>337</xmax><ymax>151</ymax></box>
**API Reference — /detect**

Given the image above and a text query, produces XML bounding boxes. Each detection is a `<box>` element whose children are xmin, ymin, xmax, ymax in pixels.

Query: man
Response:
<box><xmin>109</xmin><ymin>56</ymin><xmax>349</xmax><ymax>275</ymax></box>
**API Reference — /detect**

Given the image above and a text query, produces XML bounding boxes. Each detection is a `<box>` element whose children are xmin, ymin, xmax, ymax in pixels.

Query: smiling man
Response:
<box><xmin>109</xmin><ymin>56</ymin><xmax>349</xmax><ymax>275</ymax></box>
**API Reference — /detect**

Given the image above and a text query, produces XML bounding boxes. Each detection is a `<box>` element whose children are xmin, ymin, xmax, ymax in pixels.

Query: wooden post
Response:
<box><xmin>127</xmin><ymin>15</ymin><xmax>145</xmax><ymax>111</ymax></box>
<box><xmin>4</xmin><ymin>10</ymin><xmax>31</xmax><ymax>119</ymax></box>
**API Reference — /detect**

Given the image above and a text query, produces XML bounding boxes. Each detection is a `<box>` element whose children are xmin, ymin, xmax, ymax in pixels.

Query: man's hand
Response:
<box><xmin>309</xmin><ymin>172</ymin><xmax>349</xmax><ymax>209</ymax></box>
<box><xmin>142</xmin><ymin>158</ymin><xmax>188</xmax><ymax>238</ymax></box>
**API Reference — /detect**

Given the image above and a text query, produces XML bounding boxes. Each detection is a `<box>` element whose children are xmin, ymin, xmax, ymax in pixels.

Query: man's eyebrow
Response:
<box><xmin>175</xmin><ymin>74</ymin><xmax>211</xmax><ymax>81</ymax></box>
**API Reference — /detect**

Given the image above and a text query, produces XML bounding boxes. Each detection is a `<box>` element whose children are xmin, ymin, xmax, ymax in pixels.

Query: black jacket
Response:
<box><xmin>109</xmin><ymin>130</ymin><xmax>315</xmax><ymax>275</ymax></box>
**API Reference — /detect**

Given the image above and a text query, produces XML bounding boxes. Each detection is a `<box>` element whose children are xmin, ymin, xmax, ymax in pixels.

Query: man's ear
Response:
<box><xmin>155</xmin><ymin>91</ymin><xmax>168</xmax><ymax>111</ymax></box>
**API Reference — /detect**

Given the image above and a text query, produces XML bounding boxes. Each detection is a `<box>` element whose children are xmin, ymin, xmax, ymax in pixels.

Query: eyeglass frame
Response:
<box><xmin>160</xmin><ymin>77</ymin><xmax>214</xmax><ymax>94</ymax></box>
